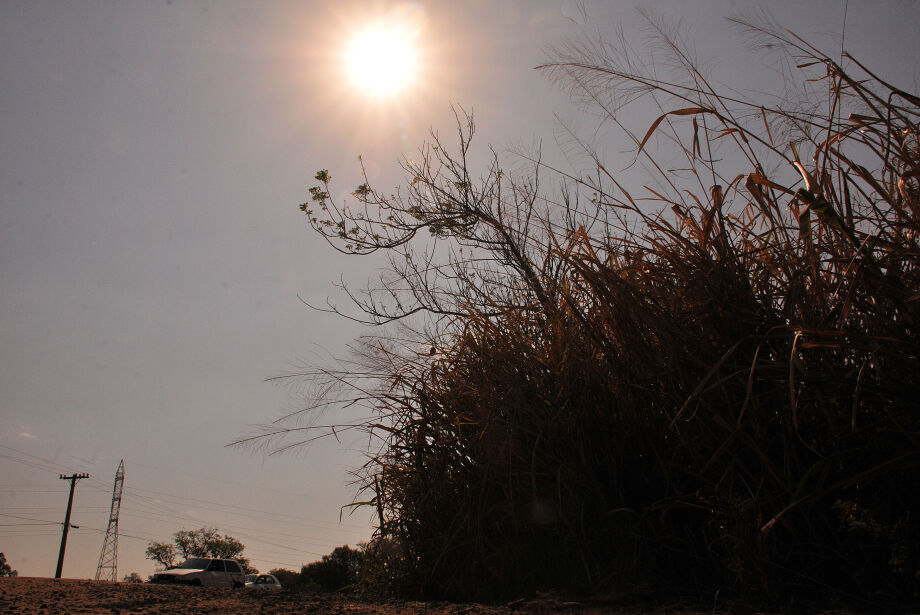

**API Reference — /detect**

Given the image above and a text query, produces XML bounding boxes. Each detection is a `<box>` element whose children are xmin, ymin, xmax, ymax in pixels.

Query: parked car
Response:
<box><xmin>245</xmin><ymin>574</ymin><xmax>282</xmax><ymax>590</ymax></box>
<box><xmin>150</xmin><ymin>558</ymin><xmax>246</xmax><ymax>587</ymax></box>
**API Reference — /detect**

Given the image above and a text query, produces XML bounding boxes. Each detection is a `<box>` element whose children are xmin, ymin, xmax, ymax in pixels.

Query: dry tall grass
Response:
<box><xmin>280</xmin><ymin>17</ymin><xmax>919</xmax><ymax>607</ymax></box>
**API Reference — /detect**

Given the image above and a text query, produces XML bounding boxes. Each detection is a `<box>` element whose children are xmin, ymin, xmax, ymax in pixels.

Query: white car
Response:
<box><xmin>245</xmin><ymin>573</ymin><xmax>282</xmax><ymax>590</ymax></box>
<box><xmin>151</xmin><ymin>558</ymin><xmax>247</xmax><ymax>588</ymax></box>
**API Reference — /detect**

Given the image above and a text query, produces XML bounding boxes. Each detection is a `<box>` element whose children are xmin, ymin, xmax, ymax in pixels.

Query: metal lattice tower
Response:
<box><xmin>94</xmin><ymin>459</ymin><xmax>124</xmax><ymax>581</ymax></box>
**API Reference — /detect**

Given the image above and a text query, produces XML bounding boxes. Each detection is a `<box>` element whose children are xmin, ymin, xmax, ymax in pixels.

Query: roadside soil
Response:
<box><xmin>0</xmin><ymin>577</ymin><xmax>628</xmax><ymax>614</ymax></box>
<box><xmin>1</xmin><ymin>578</ymin><xmax>500</xmax><ymax>614</ymax></box>
<box><xmin>0</xmin><ymin>577</ymin><xmax>865</xmax><ymax>614</ymax></box>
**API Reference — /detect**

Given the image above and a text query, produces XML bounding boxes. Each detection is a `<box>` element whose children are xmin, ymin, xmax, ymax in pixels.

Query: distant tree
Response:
<box><xmin>300</xmin><ymin>545</ymin><xmax>363</xmax><ymax>593</ymax></box>
<box><xmin>0</xmin><ymin>552</ymin><xmax>17</xmax><ymax>577</ymax></box>
<box><xmin>172</xmin><ymin>527</ymin><xmax>245</xmax><ymax>560</ymax></box>
<box><xmin>146</xmin><ymin>527</ymin><xmax>256</xmax><ymax>573</ymax></box>
<box><xmin>144</xmin><ymin>542</ymin><xmax>178</xmax><ymax>570</ymax></box>
<box><xmin>122</xmin><ymin>572</ymin><xmax>143</xmax><ymax>583</ymax></box>
<box><xmin>269</xmin><ymin>567</ymin><xmax>308</xmax><ymax>591</ymax></box>
<box><xmin>268</xmin><ymin>567</ymin><xmax>296</xmax><ymax>584</ymax></box>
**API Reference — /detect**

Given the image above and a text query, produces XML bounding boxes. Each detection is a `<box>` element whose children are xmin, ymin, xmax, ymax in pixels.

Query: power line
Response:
<box><xmin>124</xmin><ymin>485</ymin><xmax>370</xmax><ymax>530</ymax></box>
<box><xmin>0</xmin><ymin>507</ymin><xmax>109</xmax><ymax>513</ymax></box>
<box><xmin>0</xmin><ymin>453</ymin><xmax>65</xmax><ymax>474</ymax></box>
<box><xmin>0</xmin><ymin>445</ymin><xmax>370</xmax><ymax>528</ymax></box>
<box><xmin>75</xmin><ymin>525</ymin><xmax>311</xmax><ymax>571</ymax></box>
<box><xmin>120</xmin><ymin>489</ymin><xmax>370</xmax><ymax>546</ymax></box>
<box><xmin>0</xmin><ymin>512</ymin><xmax>59</xmax><ymax>524</ymax></box>
<box><xmin>4</xmin><ymin>477</ymin><xmax>369</xmax><ymax>535</ymax></box>
<box><xmin>118</xmin><ymin>509</ymin><xmax>349</xmax><ymax>550</ymax></box>
<box><xmin>0</xmin><ymin>531</ymin><xmax>62</xmax><ymax>538</ymax></box>
<box><xmin>126</xmin><ymin>494</ymin><xmax>364</xmax><ymax>537</ymax></box>
<box><xmin>3</xmin><ymin>446</ymin><xmax>373</xmax><ymax>574</ymax></box>
<box><xmin>119</xmin><ymin>497</ymin><xmax>362</xmax><ymax>556</ymax></box>
<box><xmin>0</xmin><ymin>444</ymin><xmax>78</xmax><ymax>474</ymax></box>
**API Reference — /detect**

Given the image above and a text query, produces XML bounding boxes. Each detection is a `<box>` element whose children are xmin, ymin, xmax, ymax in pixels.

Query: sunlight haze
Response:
<box><xmin>344</xmin><ymin>18</ymin><xmax>421</xmax><ymax>100</ymax></box>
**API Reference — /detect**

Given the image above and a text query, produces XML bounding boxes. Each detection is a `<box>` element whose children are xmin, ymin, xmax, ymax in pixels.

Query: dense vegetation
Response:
<box><xmin>277</xmin><ymin>17</ymin><xmax>919</xmax><ymax>608</ymax></box>
<box><xmin>270</xmin><ymin>545</ymin><xmax>363</xmax><ymax>594</ymax></box>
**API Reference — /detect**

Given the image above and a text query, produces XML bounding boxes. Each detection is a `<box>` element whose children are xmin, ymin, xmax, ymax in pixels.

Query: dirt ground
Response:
<box><xmin>0</xmin><ymin>577</ymin><xmax>642</xmax><ymax>615</ymax></box>
<box><xmin>1</xmin><ymin>577</ymin><xmax>870</xmax><ymax>614</ymax></box>
<box><xmin>0</xmin><ymin>577</ymin><xmax>499</xmax><ymax>614</ymax></box>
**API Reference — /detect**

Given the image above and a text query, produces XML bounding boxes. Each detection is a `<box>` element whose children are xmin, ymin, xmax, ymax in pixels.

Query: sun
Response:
<box><xmin>344</xmin><ymin>22</ymin><xmax>419</xmax><ymax>100</ymax></box>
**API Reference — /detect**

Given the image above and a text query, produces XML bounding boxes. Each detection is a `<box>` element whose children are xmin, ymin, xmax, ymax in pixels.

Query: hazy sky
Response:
<box><xmin>2</xmin><ymin>0</ymin><xmax>918</xmax><ymax>579</ymax></box>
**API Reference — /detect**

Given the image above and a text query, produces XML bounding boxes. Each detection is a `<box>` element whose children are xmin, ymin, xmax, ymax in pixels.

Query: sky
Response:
<box><xmin>2</xmin><ymin>0</ymin><xmax>918</xmax><ymax>580</ymax></box>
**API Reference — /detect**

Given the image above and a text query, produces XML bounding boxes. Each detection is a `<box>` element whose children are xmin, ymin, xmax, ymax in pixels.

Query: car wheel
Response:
<box><xmin>233</xmin><ymin>581</ymin><xmax>243</xmax><ymax>589</ymax></box>
<box><xmin>192</xmin><ymin>579</ymin><xmax>202</xmax><ymax>586</ymax></box>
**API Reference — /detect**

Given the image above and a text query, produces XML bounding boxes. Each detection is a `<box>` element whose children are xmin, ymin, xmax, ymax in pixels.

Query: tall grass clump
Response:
<box><xmin>265</xmin><ymin>16</ymin><xmax>919</xmax><ymax>607</ymax></box>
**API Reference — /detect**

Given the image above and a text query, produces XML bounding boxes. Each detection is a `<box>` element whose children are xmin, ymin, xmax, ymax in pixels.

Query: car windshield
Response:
<box><xmin>175</xmin><ymin>558</ymin><xmax>211</xmax><ymax>569</ymax></box>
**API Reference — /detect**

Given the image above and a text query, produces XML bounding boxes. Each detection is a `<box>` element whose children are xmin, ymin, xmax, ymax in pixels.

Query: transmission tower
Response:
<box><xmin>95</xmin><ymin>459</ymin><xmax>124</xmax><ymax>581</ymax></box>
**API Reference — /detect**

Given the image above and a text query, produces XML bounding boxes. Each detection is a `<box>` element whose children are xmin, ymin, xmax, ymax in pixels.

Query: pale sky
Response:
<box><xmin>2</xmin><ymin>0</ymin><xmax>917</xmax><ymax>579</ymax></box>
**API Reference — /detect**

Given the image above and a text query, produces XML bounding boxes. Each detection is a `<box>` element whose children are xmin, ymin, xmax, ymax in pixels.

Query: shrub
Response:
<box><xmin>300</xmin><ymin>545</ymin><xmax>363</xmax><ymax>593</ymax></box>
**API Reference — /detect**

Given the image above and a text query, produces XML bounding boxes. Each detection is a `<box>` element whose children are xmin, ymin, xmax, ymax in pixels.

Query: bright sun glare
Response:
<box><xmin>344</xmin><ymin>22</ymin><xmax>419</xmax><ymax>100</ymax></box>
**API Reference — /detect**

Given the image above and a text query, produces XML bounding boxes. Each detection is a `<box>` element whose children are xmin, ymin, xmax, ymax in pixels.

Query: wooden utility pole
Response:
<box><xmin>55</xmin><ymin>472</ymin><xmax>89</xmax><ymax>579</ymax></box>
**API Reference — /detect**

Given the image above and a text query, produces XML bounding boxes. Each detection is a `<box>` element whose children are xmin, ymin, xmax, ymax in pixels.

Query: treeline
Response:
<box><xmin>269</xmin><ymin>545</ymin><xmax>362</xmax><ymax>594</ymax></box>
<box><xmin>276</xmin><ymin>16</ymin><xmax>919</xmax><ymax>609</ymax></box>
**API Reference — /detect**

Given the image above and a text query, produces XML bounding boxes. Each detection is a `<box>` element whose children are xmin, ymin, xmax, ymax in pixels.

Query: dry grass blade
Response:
<box><xmin>638</xmin><ymin>107</ymin><xmax>716</xmax><ymax>154</ymax></box>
